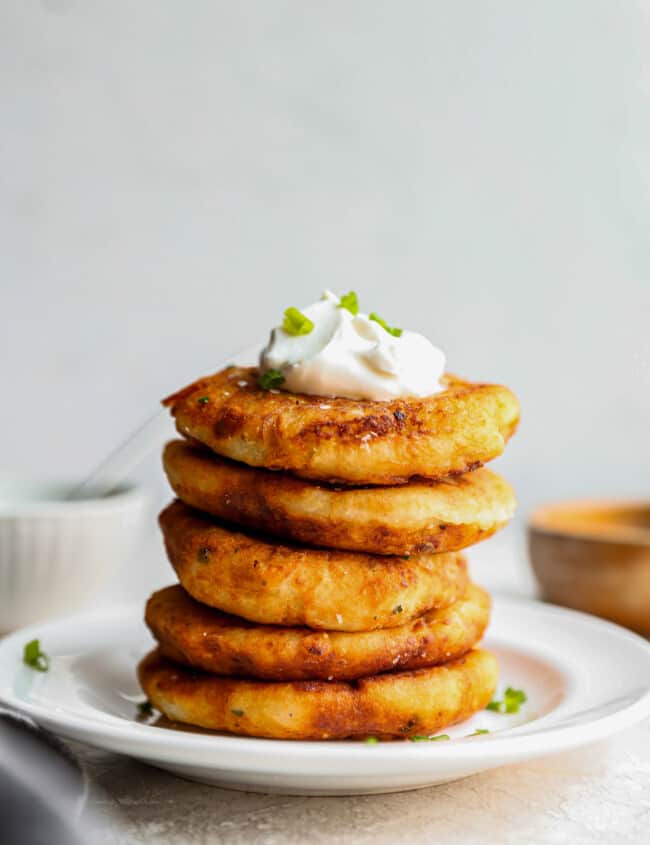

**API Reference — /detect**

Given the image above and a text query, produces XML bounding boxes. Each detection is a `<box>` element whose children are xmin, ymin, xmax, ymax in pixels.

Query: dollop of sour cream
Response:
<box><xmin>259</xmin><ymin>291</ymin><xmax>446</xmax><ymax>400</ymax></box>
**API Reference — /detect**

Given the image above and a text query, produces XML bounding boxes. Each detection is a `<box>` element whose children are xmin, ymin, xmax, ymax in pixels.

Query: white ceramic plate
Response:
<box><xmin>1</xmin><ymin>596</ymin><xmax>649</xmax><ymax>795</ymax></box>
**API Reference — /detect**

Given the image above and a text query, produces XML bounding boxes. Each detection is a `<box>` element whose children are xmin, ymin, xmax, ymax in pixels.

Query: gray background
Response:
<box><xmin>1</xmin><ymin>1</ymin><xmax>649</xmax><ymax>588</ymax></box>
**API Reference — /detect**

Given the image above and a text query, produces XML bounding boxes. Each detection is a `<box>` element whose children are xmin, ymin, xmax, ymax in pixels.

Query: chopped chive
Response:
<box><xmin>283</xmin><ymin>307</ymin><xmax>314</xmax><ymax>336</ymax></box>
<box><xmin>231</xmin><ymin>708</ymin><xmax>245</xmax><ymax>717</ymax></box>
<box><xmin>137</xmin><ymin>699</ymin><xmax>153</xmax><ymax>717</ymax></box>
<box><xmin>197</xmin><ymin>396</ymin><xmax>210</xmax><ymax>405</ymax></box>
<box><xmin>504</xmin><ymin>687</ymin><xmax>527</xmax><ymax>713</ymax></box>
<box><xmin>469</xmin><ymin>728</ymin><xmax>490</xmax><ymax>736</ymax></box>
<box><xmin>410</xmin><ymin>734</ymin><xmax>450</xmax><ymax>742</ymax></box>
<box><xmin>23</xmin><ymin>639</ymin><xmax>49</xmax><ymax>672</ymax></box>
<box><xmin>338</xmin><ymin>291</ymin><xmax>359</xmax><ymax>315</ymax></box>
<box><xmin>364</xmin><ymin>736</ymin><xmax>379</xmax><ymax>744</ymax></box>
<box><xmin>258</xmin><ymin>369</ymin><xmax>285</xmax><ymax>390</ymax></box>
<box><xmin>369</xmin><ymin>312</ymin><xmax>402</xmax><ymax>337</ymax></box>
<box><xmin>487</xmin><ymin>687</ymin><xmax>527</xmax><ymax>714</ymax></box>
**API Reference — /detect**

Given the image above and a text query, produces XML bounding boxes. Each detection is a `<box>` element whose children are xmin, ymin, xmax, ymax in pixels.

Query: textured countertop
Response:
<box><xmin>81</xmin><ymin>718</ymin><xmax>650</xmax><ymax>845</ymax></box>
<box><xmin>70</xmin><ymin>530</ymin><xmax>650</xmax><ymax>844</ymax></box>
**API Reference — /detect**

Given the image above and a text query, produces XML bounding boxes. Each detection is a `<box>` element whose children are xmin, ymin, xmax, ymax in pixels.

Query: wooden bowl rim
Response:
<box><xmin>528</xmin><ymin>498</ymin><xmax>650</xmax><ymax>547</ymax></box>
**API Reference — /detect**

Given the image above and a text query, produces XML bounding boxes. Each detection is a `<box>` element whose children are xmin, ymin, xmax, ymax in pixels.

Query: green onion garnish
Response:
<box><xmin>258</xmin><ymin>369</ymin><xmax>285</xmax><ymax>390</ymax></box>
<box><xmin>369</xmin><ymin>312</ymin><xmax>402</xmax><ymax>337</ymax></box>
<box><xmin>503</xmin><ymin>687</ymin><xmax>527</xmax><ymax>713</ymax></box>
<box><xmin>338</xmin><ymin>291</ymin><xmax>359</xmax><ymax>315</ymax></box>
<box><xmin>409</xmin><ymin>733</ymin><xmax>450</xmax><ymax>742</ymax></box>
<box><xmin>283</xmin><ymin>307</ymin><xmax>314</xmax><ymax>336</ymax></box>
<box><xmin>23</xmin><ymin>639</ymin><xmax>49</xmax><ymax>672</ymax></box>
<box><xmin>137</xmin><ymin>699</ymin><xmax>153</xmax><ymax>717</ymax></box>
<box><xmin>486</xmin><ymin>687</ymin><xmax>527</xmax><ymax>714</ymax></box>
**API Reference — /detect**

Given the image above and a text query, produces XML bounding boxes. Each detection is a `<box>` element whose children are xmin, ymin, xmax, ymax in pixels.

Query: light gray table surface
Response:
<box><xmin>67</xmin><ymin>531</ymin><xmax>650</xmax><ymax>844</ymax></box>
<box><xmin>79</xmin><ymin>719</ymin><xmax>650</xmax><ymax>845</ymax></box>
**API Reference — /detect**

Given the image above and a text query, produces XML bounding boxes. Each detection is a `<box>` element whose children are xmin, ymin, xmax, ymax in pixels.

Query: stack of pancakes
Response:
<box><xmin>139</xmin><ymin>366</ymin><xmax>519</xmax><ymax>740</ymax></box>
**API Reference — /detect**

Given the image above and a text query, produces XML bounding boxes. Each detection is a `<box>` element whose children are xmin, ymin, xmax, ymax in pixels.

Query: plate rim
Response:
<box><xmin>1</xmin><ymin>594</ymin><xmax>650</xmax><ymax>769</ymax></box>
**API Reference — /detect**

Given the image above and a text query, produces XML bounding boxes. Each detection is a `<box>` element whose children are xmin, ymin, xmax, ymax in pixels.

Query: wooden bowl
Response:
<box><xmin>528</xmin><ymin>500</ymin><xmax>650</xmax><ymax>636</ymax></box>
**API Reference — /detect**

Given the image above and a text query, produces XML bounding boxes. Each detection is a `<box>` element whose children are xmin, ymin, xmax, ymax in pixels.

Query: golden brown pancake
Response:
<box><xmin>162</xmin><ymin>366</ymin><xmax>519</xmax><ymax>485</ymax></box>
<box><xmin>145</xmin><ymin>583</ymin><xmax>490</xmax><ymax>681</ymax></box>
<box><xmin>160</xmin><ymin>501</ymin><xmax>469</xmax><ymax>631</ymax></box>
<box><xmin>163</xmin><ymin>439</ymin><xmax>516</xmax><ymax>556</ymax></box>
<box><xmin>138</xmin><ymin>648</ymin><xmax>497</xmax><ymax>740</ymax></box>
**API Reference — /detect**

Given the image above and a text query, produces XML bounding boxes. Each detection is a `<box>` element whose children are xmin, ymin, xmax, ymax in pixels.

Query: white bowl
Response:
<box><xmin>0</xmin><ymin>479</ymin><xmax>148</xmax><ymax>633</ymax></box>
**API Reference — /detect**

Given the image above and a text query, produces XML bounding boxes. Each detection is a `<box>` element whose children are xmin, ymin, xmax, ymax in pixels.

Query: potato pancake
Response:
<box><xmin>162</xmin><ymin>367</ymin><xmax>519</xmax><ymax>485</ymax></box>
<box><xmin>163</xmin><ymin>440</ymin><xmax>516</xmax><ymax>556</ymax></box>
<box><xmin>138</xmin><ymin>647</ymin><xmax>498</xmax><ymax>740</ymax></box>
<box><xmin>160</xmin><ymin>501</ymin><xmax>469</xmax><ymax>631</ymax></box>
<box><xmin>146</xmin><ymin>583</ymin><xmax>489</xmax><ymax>681</ymax></box>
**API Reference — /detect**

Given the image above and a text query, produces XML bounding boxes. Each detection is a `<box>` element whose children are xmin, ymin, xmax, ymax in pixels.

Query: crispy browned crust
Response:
<box><xmin>163</xmin><ymin>440</ymin><xmax>516</xmax><ymax>556</ymax></box>
<box><xmin>145</xmin><ymin>583</ymin><xmax>490</xmax><ymax>681</ymax></box>
<box><xmin>159</xmin><ymin>501</ymin><xmax>469</xmax><ymax>631</ymax></box>
<box><xmin>138</xmin><ymin>647</ymin><xmax>498</xmax><ymax>740</ymax></box>
<box><xmin>162</xmin><ymin>367</ymin><xmax>520</xmax><ymax>485</ymax></box>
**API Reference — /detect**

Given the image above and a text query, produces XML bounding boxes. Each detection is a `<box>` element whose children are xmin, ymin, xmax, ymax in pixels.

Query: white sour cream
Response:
<box><xmin>259</xmin><ymin>291</ymin><xmax>446</xmax><ymax>400</ymax></box>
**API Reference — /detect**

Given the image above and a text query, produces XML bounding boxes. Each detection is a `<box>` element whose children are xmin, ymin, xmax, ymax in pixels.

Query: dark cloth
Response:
<box><xmin>0</xmin><ymin>709</ymin><xmax>91</xmax><ymax>845</ymax></box>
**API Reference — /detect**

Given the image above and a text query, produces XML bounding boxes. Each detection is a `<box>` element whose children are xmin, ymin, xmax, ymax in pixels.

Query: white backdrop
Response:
<box><xmin>2</xmin><ymin>1</ymin><xmax>649</xmax><ymax>591</ymax></box>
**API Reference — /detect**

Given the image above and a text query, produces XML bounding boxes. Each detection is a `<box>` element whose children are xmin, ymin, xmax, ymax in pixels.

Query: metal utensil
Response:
<box><xmin>68</xmin><ymin>343</ymin><xmax>262</xmax><ymax>500</ymax></box>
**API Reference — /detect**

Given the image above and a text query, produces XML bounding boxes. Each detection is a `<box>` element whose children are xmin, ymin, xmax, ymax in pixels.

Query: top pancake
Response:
<box><xmin>163</xmin><ymin>366</ymin><xmax>520</xmax><ymax>485</ymax></box>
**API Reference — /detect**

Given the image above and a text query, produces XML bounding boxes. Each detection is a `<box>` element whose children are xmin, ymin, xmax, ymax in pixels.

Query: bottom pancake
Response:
<box><xmin>145</xmin><ymin>583</ymin><xmax>490</xmax><ymax>681</ymax></box>
<box><xmin>138</xmin><ymin>648</ymin><xmax>498</xmax><ymax>740</ymax></box>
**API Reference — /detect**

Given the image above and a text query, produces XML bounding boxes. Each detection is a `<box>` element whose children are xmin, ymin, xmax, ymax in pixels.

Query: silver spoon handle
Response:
<box><xmin>69</xmin><ymin>343</ymin><xmax>262</xmax><ymax>500</ymax></box>
<box><xmin>69</xmin><ymin>409</ymin><xmax>172</xmax><ymax>500</ymax></box>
